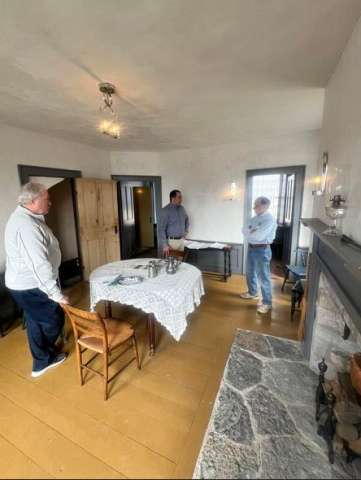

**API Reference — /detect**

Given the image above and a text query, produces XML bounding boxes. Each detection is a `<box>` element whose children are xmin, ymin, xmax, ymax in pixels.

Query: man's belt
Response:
<box><xmin>168</xmin><ymin>236</ymin><xmax>183</xmax><ymax>240</ymax></box>
<box><xmin>249</xmin><ymin>244</ymin><xmax>270</xmax><ymax>248</ymax></box>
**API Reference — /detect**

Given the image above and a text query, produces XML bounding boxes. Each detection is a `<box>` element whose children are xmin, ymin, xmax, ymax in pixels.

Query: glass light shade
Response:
<box><xmin>323</xmin><ymin>166</ymin><xmax>348</xmax><ymax>236</ymax></box>
<box><xmin>100</xmin><ymin>107</ymin><xmax>120</xmax><ymax>139</ymax></box>
<box><xmin>329</xmin><ymin>166</ymin><xmax>347</xmax><ymax>204</ymax></box>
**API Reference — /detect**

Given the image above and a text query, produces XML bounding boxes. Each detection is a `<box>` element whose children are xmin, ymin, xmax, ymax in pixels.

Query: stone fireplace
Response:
<box><xmin>309</xmin><ymin>273</ymin><xmax>361</xmax><ymax>379</ymax></box>
<box><xmin>301</xmin><ymin>218</ymin><xmax>361</xmax><ymax>377</ymax></box>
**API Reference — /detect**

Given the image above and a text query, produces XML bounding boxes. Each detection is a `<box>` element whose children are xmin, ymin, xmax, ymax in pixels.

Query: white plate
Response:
<box><xmin>112</xmin><ymin>275</ymin><xmax>143</xmax><ymax>285</ymax></box>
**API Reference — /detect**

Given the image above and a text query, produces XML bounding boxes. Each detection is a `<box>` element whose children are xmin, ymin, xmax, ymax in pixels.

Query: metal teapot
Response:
<box><xmin>166</xmin><ymin>256</ymin><xmax>180</xmax><ymax>275</ymax></box>
<box><xmin>148</xmin><ymin>260</ymin><xmax>158</xmax><ymax>278</ymax></box>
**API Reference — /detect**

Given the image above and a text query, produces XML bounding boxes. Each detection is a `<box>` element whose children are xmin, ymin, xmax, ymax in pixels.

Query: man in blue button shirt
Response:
<box><xmin>158</xmin><ymin>190</ymin><xmax>189</xmax><ymax>257</ymax></box>
<box><xmin>240</xmin><ymin>196</ymin><xmax>277</xmax><ymax>314</ymax></box>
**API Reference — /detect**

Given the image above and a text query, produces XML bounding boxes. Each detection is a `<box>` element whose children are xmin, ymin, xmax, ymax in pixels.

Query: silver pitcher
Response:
<box><xmin>166</xmin><ymin>256</ymin><xmax>180</xmax><ymax>275</ymax></box>
<box><xmin>148</xmin><ymin>260</ymin><xmax>158</xmax><ymax>278</ymax></box>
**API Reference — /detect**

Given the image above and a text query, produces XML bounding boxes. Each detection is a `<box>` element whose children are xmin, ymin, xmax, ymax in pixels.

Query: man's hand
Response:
<box><xmin>183</xmin><ymin>231</ymin><xmax>188</xmax><ymax>239</ymax></box>
<box><xmin>163</xmin><ymin>246</ymin><xmax>170</xmax><ymax>258</ymax></box>
<box><xmin>58</xmin><ymin>295</ymin><xmax>70</xmax><ymax>305</ymax></box>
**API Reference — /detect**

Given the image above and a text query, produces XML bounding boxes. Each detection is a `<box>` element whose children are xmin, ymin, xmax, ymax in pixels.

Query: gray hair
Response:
<box><xmin>256</xmin><ymin>196</ymin><xmax>271</xmax><ymax>207</ymax></box>
<box><xmin>18</xmin><ymin>182</ymin><xmax>46</xmax><ymax>206</ymax></box>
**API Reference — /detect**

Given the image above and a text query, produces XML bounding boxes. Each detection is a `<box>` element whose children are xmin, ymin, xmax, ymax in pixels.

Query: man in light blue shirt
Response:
<box><xmin>241</xmin><ymin>196</ymin><xmax>277</xmax><ymax>314</ymax></box>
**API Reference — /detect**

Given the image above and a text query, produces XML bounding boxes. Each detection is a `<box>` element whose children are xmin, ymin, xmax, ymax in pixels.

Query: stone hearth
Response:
<box><xmin>193</xmin><ymin>329</ymin><xmax>361</xmax><ymax>479</ymax></box>
<box><xmin>310</xmin><ymin>273</ymin><xmax>361</xmax><ymax>379</ymax></box>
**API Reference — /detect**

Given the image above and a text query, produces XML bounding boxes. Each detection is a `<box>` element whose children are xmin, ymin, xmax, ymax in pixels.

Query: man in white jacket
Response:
<box><xmin>5</xmin><ymin>183</ymin><xmax>69</xmax><ymax>377</ymax></box>
<box><xmin>240</xmin><ymin>196</ymin><xmax>277</xmax><ymax>314</ymax></box>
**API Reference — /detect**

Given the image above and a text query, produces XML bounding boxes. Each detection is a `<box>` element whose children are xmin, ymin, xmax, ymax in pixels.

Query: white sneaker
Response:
<box><xmin>31</xmin><ymin>353</ymin><xmax>67</xmax><ymax>378</ymax></box>
<box><xmin>257</xmin><ymin>304</ymin><xmax>272</xmax><ymax>314</ymax></box>
<box><xmin>240</xmin><ymin>292</ymin><xmax>259</xmax><ymax>299</ymax></box>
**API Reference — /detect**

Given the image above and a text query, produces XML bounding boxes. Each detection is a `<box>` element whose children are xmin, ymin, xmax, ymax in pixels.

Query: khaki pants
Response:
<box><xmin>168</xmin><ymin>238</ymin><xmax>185</xmax><ymax>251</ymax></box>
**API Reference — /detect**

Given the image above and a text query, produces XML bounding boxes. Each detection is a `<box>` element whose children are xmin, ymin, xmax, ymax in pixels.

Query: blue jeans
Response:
<box><xmin>246</xmin><ymin>247</ymin><xmax>273</xmax><ymax>306</ymax></box>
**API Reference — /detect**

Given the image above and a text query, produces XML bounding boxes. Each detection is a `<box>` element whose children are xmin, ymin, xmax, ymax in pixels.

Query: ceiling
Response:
<box><xmin>1</xmin><ymin>0</ymin><xmax>361</xmax><ymax>152</ymax></box>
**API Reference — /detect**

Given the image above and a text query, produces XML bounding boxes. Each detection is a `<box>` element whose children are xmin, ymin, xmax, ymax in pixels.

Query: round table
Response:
<box><xmin>89</xmin><ymin>259</ymin><xmax>204</xmax><ymax>355</ymax></box>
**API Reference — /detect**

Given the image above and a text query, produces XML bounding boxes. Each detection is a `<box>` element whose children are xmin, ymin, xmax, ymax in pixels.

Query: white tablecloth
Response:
<box><xmin>89</xmin><ymin>259</ymin><xmax>205</xmax><ymax>341</ymax></box>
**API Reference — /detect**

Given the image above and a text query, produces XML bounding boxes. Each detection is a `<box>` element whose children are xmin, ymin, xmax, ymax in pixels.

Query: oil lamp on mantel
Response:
<box><xmin>323</xmin><ymin>166</ymin><xmax>348</xmax><ymax>237</ymax></box>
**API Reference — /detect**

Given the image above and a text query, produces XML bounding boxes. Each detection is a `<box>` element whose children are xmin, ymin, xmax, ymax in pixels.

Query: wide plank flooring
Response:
<box><xmin>0</xmin><ymin>271</ymin><xmax>298</xmax><ymax>479</ymax></box>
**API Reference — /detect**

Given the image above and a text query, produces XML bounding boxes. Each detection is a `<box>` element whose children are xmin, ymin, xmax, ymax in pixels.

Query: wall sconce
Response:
<box><xmin>99</xmin><ymin>82</ymin><xmax>120</xmax><ymax>139</ymax></box>
<box><xmin>312</xmin><ymin>151</ymin><xmax>328</xmax><ymax>196</ymax></box>
<box><xmin>230</xmin><ymin>182</ymin><xmax>237</xmax><ymax>201</ymax></box>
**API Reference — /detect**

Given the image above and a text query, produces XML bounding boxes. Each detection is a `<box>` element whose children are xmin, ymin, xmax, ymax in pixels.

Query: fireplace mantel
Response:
<box><xmin>301</xmin><ymin>218</ymin><xmax>361</xmax><ymax>358</ymax></box>
<box><xmin>301</xmin><ymin>218</ymin><xmax>361</xmax><ymax>268</ymax></box>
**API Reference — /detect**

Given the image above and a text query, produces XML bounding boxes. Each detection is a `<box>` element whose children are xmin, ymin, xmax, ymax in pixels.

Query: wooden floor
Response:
<box><xmin>0</xmin><ymin>271</ymin><xmax>299</xmax><ymax>479</ymax></box>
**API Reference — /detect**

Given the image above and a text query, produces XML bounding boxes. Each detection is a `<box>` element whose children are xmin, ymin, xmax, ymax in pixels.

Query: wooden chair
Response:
<box><xmin>168</xmin><ymin>249</ymin><xmax>189</xmax><ymax>262</ymax></box>
<box><xmin>62</xmin><ymin>305</ymin><xmax>140</xmax><ymax>400</ymax></box>
<box><xmin>281</xmin><ymin>248</ymin><xmax>309</xmax><ymax>291</ymax></box>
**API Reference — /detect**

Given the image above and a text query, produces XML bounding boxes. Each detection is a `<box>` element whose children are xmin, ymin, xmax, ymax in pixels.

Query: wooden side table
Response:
<box><xmin>190</xmin><ymin>245</ymin><xmax>232</xmax><ymax>282</ymax></box>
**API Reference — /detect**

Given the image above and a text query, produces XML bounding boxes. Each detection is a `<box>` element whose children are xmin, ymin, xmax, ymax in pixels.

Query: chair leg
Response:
<box><xmin>103</xmin><ymin>352</ymin><xmax>109</xmax><ymax>401</ymax></box>
<box><xmin>291</xmin><ymin>291</ymin><xmax>297</xmax><ymax>322</ymax></box>
<box><xmin>133</xmin><ymin>335</ymin><xmax>140</xmax><ymax>370</ymax></box>
<box><xmin>75</xmin><ymin>343</ymin><xmax>84</xmax><ymax>386</ymax></box>
<box><xmin>282</xmin><ymin>270</ymin><xmax>289</xmax><ymax>292</ymax></box>
<box><xmin>61</xmin><ymin>328</ymin><xmax>68</xmax><ymax>344</ymax></box>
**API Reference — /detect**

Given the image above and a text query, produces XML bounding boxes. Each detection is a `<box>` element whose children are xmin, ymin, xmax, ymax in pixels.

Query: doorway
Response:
<box><xmin>46</xmin><ymin>179</ymin><xmax>82</xmax><ymax>287</ymax></box>
<box><xmin>134</xmin><ymin>186</ymin><xmax>155</xmax><ymax>253</ymax></box>
<box><xmin>112</xmin><ymin>175</ymin><xmax>162</xmax><ymax>260</ymax></box>
<box><xmin>245</xmin><ymin>165</ymin><xmax>306</xmax><ymax>274</ymax></box>
<box><xmin>18</xmin><ymin>165</ymin><xmax>83</xmax><ymax>287</ymax></box>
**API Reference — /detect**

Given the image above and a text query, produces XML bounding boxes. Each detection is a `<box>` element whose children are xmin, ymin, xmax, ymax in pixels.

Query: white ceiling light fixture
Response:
<box><xmin>99</xmin><ymin>82</ymin><xmax>120</xmax><ymax>139</ymax></box>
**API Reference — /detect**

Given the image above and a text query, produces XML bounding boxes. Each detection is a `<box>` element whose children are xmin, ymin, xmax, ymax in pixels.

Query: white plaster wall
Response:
<box><xmin>313</xmin><ymin>17</ymin><xmax>361</xmax><ymax>244</ymax></box>
<box><xmin>0</xmin><ymin>124</ymin><xmax>111</xmax><ymax>271</ymax></box>
<box><xmin>111</xmin><ymin>131</ymin><xmax>319</xmax><ymax>247</ymax></box>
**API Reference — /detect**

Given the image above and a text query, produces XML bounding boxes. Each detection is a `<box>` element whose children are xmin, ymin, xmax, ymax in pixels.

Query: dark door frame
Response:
<box><xmin>245</xmin><ymin>165</ymin><xmax>306</xmax><ymax>270</ymax></box>
<box><xmin>18</xmin><ymin>165</ymin><xmax>82</xmax><ymax>184</ymax></box>
<box><xmin>18</xmin><ymin>164</ymin><xmax>83</xmax><ymax>282</ymax></box>
<box><xmin>112</xmin><ymin>175</ymin><xmax>163</xmax><ymax>259</ymax></box>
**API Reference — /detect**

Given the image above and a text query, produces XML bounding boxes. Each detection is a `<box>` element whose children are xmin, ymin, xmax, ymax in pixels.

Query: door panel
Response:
<box><xmin>88</xmin><ymin>239</ymin><xmax>102</xmax><ymax>276</ymax></box>
<box><xmin>76</xmin><ymin>179</ymin><xmax>121</xmax><ymax>280</ymax></box>
<box><xmin>105</xmin><ymin>235</ymin><xmax>120</xmax><ymax>264</ymax></box>
<box><xmin>126</xmin><ymin>186</ymin><xmax>134</xmax><ymax>221</ymax></box>
<box><xmin>82</xmin><ymin>180</ymin><xmax>99</xmax><ymax>228</ymax></box>
<box><xmin>282</xmin><ymin>174</ymin><xmax>296</xmax><ymax>265</ymax></box>
<box><xmin>99</xmin><ymin>181</ymin><xmax>118</xmax><ymax>225</ymax></box>
<box><xmin>120</xmin><ymin>182</ymin><xmax>136</xmax><ymax>259</ymax></box>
